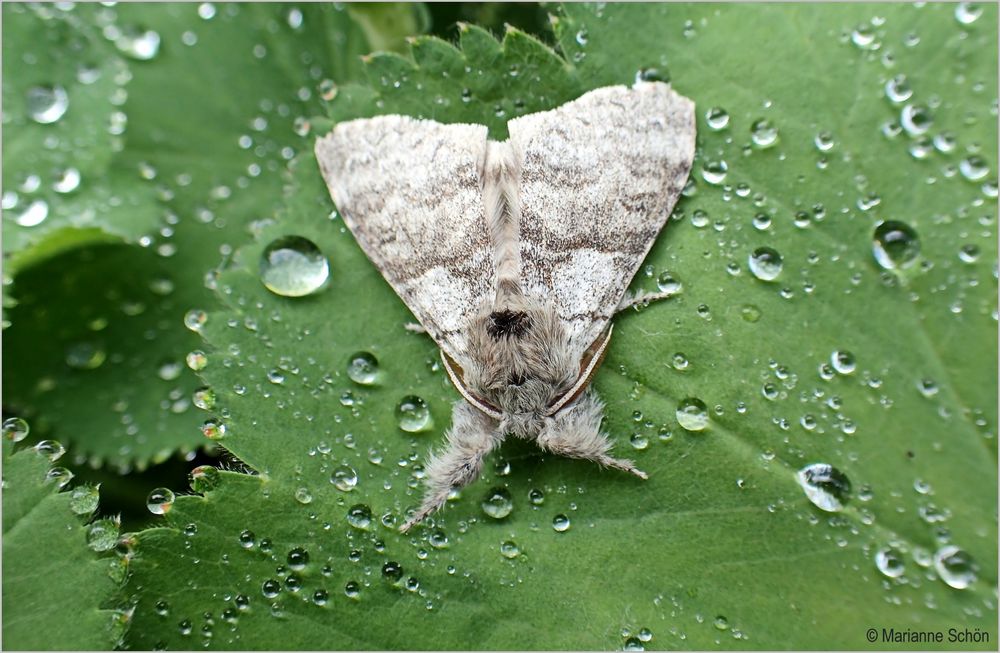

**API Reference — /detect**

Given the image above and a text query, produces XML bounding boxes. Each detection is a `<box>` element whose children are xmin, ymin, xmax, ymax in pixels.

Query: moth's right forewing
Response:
<box><xmin>314</xmin><ymin>117</ymin><xmax>494</xmax><ymax>362</ymax></box>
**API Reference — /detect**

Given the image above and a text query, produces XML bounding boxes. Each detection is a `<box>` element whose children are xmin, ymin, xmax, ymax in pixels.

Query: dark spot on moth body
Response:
<box><xmin>486</xmin><ymin>309</ymin><xmax>532</xmax><ymax>340</ymax></box>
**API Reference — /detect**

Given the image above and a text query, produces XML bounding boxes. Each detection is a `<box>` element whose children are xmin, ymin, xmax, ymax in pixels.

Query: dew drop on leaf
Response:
<box><xmin>748</xmin><ymin>247</ymin><xmax>783</xmax><ymax>281</ymax></box>
<box><xmin>676</xmin><ymin>397</ymin><xmax>709</xmax><ymax>431</ymax></box>
<box><xmin>933</xmin><ymin>545</ymin><xmax>977</xmax><ymax>589</ymax></box>
<box><xmin>796</xmin><ymin>463</ymin><xmax>851</xmax><ymax>512</ymax></box>
<box><xmin>26</xmin><ymin>85</ymin><xmax>69</xmax><ymax>124</ymax></box>
<box><xmin>396</xmin><ymin>395</ymin><xmax>431</xmax><ymax>432</ymax></box>
<box><xmin>346</xmin><ymin>504</ymin><xmax>372</xmax><ymax>530</ymax></box>
<box><xmin>872</xmin><ymin>220</ymin><xmax>920</xmax><ymax>270</ymax></box>
<box><xmin>33</xmin><ymin>439</ymin><xmax>65</xmax><ymax>462</ymax></box>
<box><xmin>500</xmin><ymin>541</ymin><xmax>520</xmax><ymax>558</ymax></box>
<box><xmin>146</xmin><ymin>487</ymin><xmax>175</xmax><ymax>515</ymax></box>
<box><xmin>705</xmin><ymin>106</ymin><xmax>730</xmax><ymax>130</ymax></box>
<box><xmin>481</xmin><ymin>487</ymin><xmax>513</xmax><ymax>520</ymax></box>
<box><xmin>113</xmin><ymin>26</ymin><xmax>161</xmax><ymax>60</ymax></box>
<box><xmin>875</xmin><ymin>547</ymin><xmax>905</xmax><ymax>578</ymax></box>
<box><xmin>69</xmin><ymin>485</ymin><xmax>100</xmax><ymax>515</ymax></box>
<box><xmin>330</xmin><ymin>464</ymin><xmax>358</xmax><ymax>492</ymax></box>
<box><xmin>45</xmin><ymin>467</ymin><xmax>74</xmax><ymax>488</ymax></box>
<box><xmin>189</xmin><ymin>465</ymin><xmax>220</xmax><ymax>492</ymax></box>
<box><xmin>552</xmin><ymin>514</ymin><xmax>571</xmax><ymax>532</ymax></box>
<box><xmin>87</xmin><ymin>518</ymin><xmax>120</xmax><ymax>552</ymax></box>
<box><xmin>15</xmin><ymin>199</ymin><xmax>49</xmax><ymax>227</ymax></box>
<box><xmin>750</xmin><ymin>118</ymin><xmax>779</xmax><ymax>148</ymax></box>
<box><xmin>346</xmin><ymin>351</ymin><xmax>380</xmax><ymax>385</ymax></box>
<box><xmin>259</xmin><ymin>236</ymin><xmax>330</xmax><ymax>297</ymax></box>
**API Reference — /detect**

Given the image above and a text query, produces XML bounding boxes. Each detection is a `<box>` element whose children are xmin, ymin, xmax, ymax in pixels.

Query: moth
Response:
<box><xmin>315</xmin><ymin>82</ymin><xmax>695</xmax><ymax>532</ymax></box>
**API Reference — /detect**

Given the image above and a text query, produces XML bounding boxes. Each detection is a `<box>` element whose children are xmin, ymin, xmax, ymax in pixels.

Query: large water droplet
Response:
<box><xmin>114</xmin><ymin>26</ymin><xmax>161</xmax><ymax>60</ymax></box>
<box><xmin>14</xmin><ymin>199</ymin><xmax>49</xmax><ymax>227</ymax></box>
<box><xmin>147</xmin><ymin>487</ymin><xmax>176</xmax><ymax>515</ymax></box>
<box><xmin>830</xmin><ymin>350</ymin><xmax>856</xmax><ymax>375</ymax></box>
<box><xmin>959</xmin><ymin>155</ymin><xmax>989</xmax><ymax>181</ymax></box>
<box><xmin>53</xmin><ymin>167</ymin><xmax>81</xmax><ymax>193</ymax></box>
<box><xmin>748</xmin><ymin>247</ymin><xmax>783</xmax><ymax>281</ymax></box>
<box><xmin>500</xmin><ymin>540</ymin><xmax>520</xmax><ymax>558</ymax></box>
<box><xmin>346</xmin><ymin>352</ymin><xmax>380</xmax><ymax>385</ymax></box>
<box><xmin>259</xmin><ymin>236</ymin><xmax>329</xmax><ymax>297</ymax></box>
<box><xmin>933</xmin><ymin>545</ymin><xmax>977</xmax><ymax>589</ymax></box>
<box><xmin>87</xmin><ymin>518</ymin><xmax>120</xmax><ymax>552</ymax></box>
<box><xmin>27</xmin><ymin>85</ymin><xmax>69</xmax><ymax>124</ymax></box>
<box><xmin>796</xmin><ymin>463</ymin><xmax>851</xmax><ymax>512</ymax></box>
<box><xmin>872</xmin><ymin>221</ymin><xmax>920</xmax><ymax>270</ymax></box>
<box><xmin>346</xmin><ymin>504</ymin><xmax>372</xmax><ymax>530</ymax></box>
<box><xmin>33</xmin><ymin>440</ymin><xmax>65</xmax><ymax>462</ymax></box>
<box><xmin>884</xmin><ymin>75</ymin><xmax>913</xmax><ymax>103</ymax></box>
<box><xmin>955</xmin><ymin>2</ymin><xmax>983</xmax><ymax>24</ymax></box>
<box><xmin>3</xmin><ymin>417</ymin><xmax>29</xmax><ymax>442</ymax></box>
<box><xmin>189</xmin><ymin>465</ymin><xmax>221</xmax><ymax>492</ymax></box>
<box><xmin>676</xmin><ymin>397</ymin><xmax>709</xmax><ymax>431</ymax></box>
<box><xmin>705</xmin><ymin>107</ymin><xmax>729</xmax><ymax>130</ymax></box>
<box><xmin>900</xmin><ymin>104</ymin><xmax>932</xmax><ymax>136</ymax></box>
<box><xmin>552</xmin><ymin>514</ymin><xmax>571</xmax><ymax>532</ymax></box>
<box><xmin>481</xmin><ymin>487</ymin><xmax>513</xmax><ymax>520</ymax></box>
<box><xmin>396</xmin><ymin>395</ymin><xmax>431</xmax><ymax>432</ymax></box>
<box><xmin>750</xmin><ymin>119</ymin><xmax>779</xmax><ymax>148</ymax></box>
<box><xmin>69</xmin><ymin>485</ymin><xmax>100</xmax><ymax>515</ymax></box>
<box><xmin>330</xmin><ymin>465</ymin><xmax>358</xmax><ymax>492</ymax></box>
<box><xmin>701</xmin><ymin>160</ymin><xmax>728</xmax><ymax>185</ymax></box>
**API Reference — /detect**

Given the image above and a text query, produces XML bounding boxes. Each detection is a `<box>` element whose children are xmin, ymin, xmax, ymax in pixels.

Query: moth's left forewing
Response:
<box><xmin>507</xmin><ymin>82</ymin><xmax>696</xmax><ymax>362</ymax></box>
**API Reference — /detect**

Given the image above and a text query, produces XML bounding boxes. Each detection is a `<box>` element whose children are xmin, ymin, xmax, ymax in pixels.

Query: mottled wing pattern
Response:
<box><xmin>507</xmin><ymin>82</ymin><xmax>695</xmax><ymax>360</ymax></box>
<box><xmin>315</xmin><ymin>116</ymin><xmax>492</xmax><ymax>361</ymax></box>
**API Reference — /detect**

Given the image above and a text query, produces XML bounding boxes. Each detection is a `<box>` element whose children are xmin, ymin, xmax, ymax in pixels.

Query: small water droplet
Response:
<box><xmin>192</xmin><ymin>387</ymin><xmax>216</xmax><ymax>411</ymax></box>
<box><xmin>933</xmin><ymin>545</ymin><xmax>977</xmax><ymax>589</ymax></box>
<box><xmin>900</xmin><ymin>104</ymin><xmax>932</xmax><ymax>136</ymax></box>
<box><xmin>656</xmin><ymin>271</ymin><xmax>681</xmax><ymax>294</ymax></box>
<box><xmin>27</xmin><ymin>85</ymin><xmax>69</xmax><ymax>124</ymax></box>
<box><xmin>500</xmin><ymin>540</ymin><xmax>520</xmax><ymax>558</ymax></box>
<box><xmin>382</xmin><ymin>561</ymin><xmax>403</xmax><ymax>582</ymax></box>
<box><xmin>287</xmin><ymin>547</ymin><xmax>309</xmax><ymax>570</ymax></box>
<box><xmin>872</xmin><ymin>221</ymin><xmax>920</xmax><ymax>270</ymax></box>
<box><xmin>552</xmin><ymin>514</ymin><xmax>571</xmax><ymax>532</ymax></box>
<box><xmin>261</xmin><ymin>579</ymin><xmax>281</xmax><ymax>599</ymax></box>
<box><xmin>955</xmin><ymin>2</ymin><xmax>983</xmax><ymax>24</ymax></box>
<box><xmin>875</xmin><ymin>547</ymin><xmax>905</xmax><ymax>578</ymax></box>
<box><xmin>958</xmin><ymin>244</ymin><xmax>981</xmax><ymax>264</ymax></box>
<box><xmin>259</xmin><ymin>236</ymin><xmax>330</xmax><ymax>297</ymax></box>
<box><xmin>748</xmin><ymin>247</ymin><xmax>783</xmax><ymax>281</ymax></box>
<box><xmin>347</xmin><ymin>504</ymin><xmax>372</xmax><ymax>530</ymax></box>
<box><xmin>69</xmin><ymin>485</ymin><xmax>100</xmax><ymax>515</ymax></box>
<box><xmin>344</xmin><ymin>580</ymin><xmax>361</xmax><ymax>599</ymax></box>
<box><xmin>830</xmin><ymin>350</ymin><xmax>856</xmax><ymax>375</ymax></box>
<box><xmin>200</xmin><ymin>418</ymin><xmax>226</xmax><ymax>440</ymax></box>
<box><xmin>238</xmin><ymin>530</ymin><xmax>255</xmax><ymax>549</ymax></box>
<box><xmin>481</xmin><ymin>487</ymin><xmax>513</xmax><ymax>520</ymax></box>
<box><xmin>45</xmin><ymin>467</ymin><xmax>74</xmax><ymax>488</ymax></box>
<box><xmin>959</xmin><ymin>155</ymin><xmax>989</xmax><ymax>181</ymax></box>
<box><xmin>189</xmin><ymin>465</ymin><xmax>221</xmax><ymax>492</ymax></box>
<box><xmin>851</xmin><ymin>24</ymin><xmax>877</xmax><ymax>49</ymax></box>
<box><xmin>705</xmin><ymin>107</ymin><xmax>729</xmax><ymax>130</ymax></box>
<box><xmin>113</xmin><ymin>26</ymin><xmax>161</xmax><ymax>60</ymax></box>
<box><xmin>676</xmin><ymin>397</ymin><xmax>709</xmax><ymax>431</ymax></box>
<box><xmin>396</xmin><ymin>395</ymin><xmax>431</xmax><ymax>432</ymax></box>
<box><xmin>183</xmin><ymin>309</ymin><xmax>208</xmax><ymax>333</ymax></box>
<box><xmin>884</xmin><ymin>74</ymin><xmax>913</xmax><ymax>103</ymax></box>
<box><xmin>52</xmin><ymin>167</ymin><xmax>81</xmax><ymax>193</ymax></box>
<box><xmin>14</xmin><ymin>199</ymin><xmax>49</xmax><ymax>227</ymax></box>
<box><xmin>796</xmin><ymin>463</ymin><xmax>851</xmax><ymax>512</ymax></box>
<box><xmin>346</xmin><ymin>352</ymin><xmax>380</xmax><ymax>385</ymax></box>
<box><xmin>330</xmin><ymin>465</ymin><xmax>358</xmax><ymax>492</ymax></box>
<box><xmin>294</xmin><ymin>487</ymin><xmax>313</xmax><ymax>504</ymax></box>
<box><xmin>813</xmin><ymin>131</ymin><xmax>835</xmax><ymax>152</ymax></box>
<box><xmin>33</xmin><ymin>440</ymin><xmax>65</xmax><ymax>462</ymax></box>
<box><xmin>147</xmin><ymin>487</ymin><xmax>175</xmax><ymax>515</ymax></box>
<box><xmin>701</xmin><ymin>160</ymin><xmax>728</xmax><ymax>185</ymax></box>
<box><xmin>750</xmin><ymin>119</ymin><xmax>779</xmax><ymax>148</ymax></box>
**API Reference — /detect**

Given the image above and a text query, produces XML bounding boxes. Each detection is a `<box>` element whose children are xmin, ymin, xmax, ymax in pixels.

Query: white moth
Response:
<box><xmin>315</xmin><ymin>81</ymin><xmax>696</xmax><ymax>532</ymax></box>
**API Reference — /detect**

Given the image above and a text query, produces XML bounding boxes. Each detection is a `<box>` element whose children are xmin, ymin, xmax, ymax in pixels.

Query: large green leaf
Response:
<box><xmin>2</xmin><ymin>435</ymin><xmax>127</xmax><ymax>650</ymax></box>
<box><xmin>2</xmin><ymin>3</ymin><xmax>372</xmax><ymax>470</ymax></box>
<box><xmin>121</xmin><ymin>4</ymin><xmax>997</xmax><ymax>650</ymax></box>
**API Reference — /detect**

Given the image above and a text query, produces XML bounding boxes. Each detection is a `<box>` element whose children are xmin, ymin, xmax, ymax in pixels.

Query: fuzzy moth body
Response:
<box><xmin>315</xmin><ymin>82</ymin><xmax>696</xmax><ymax>532</ymax></box>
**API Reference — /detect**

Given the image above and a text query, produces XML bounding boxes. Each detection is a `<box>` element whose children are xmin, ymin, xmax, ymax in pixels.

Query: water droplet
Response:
<box><xmin>624</xmin><ymin>637</ymin><xmax>645</xmax><ymax>651</ymax></box>
<box><xmin>189</xmin><ymin>465</ymin><xmax>220</xmax><ymax>492</ymax></box>
<box><xmin>183</xmin><ymin>309</ymin><xmax>208</xmax><ymax>333</ymax></box>
<box><xmin>287</xmin><ymin>547</ymin><xmax>309</xmax><ymax>570</ymax></box>
<box><xmin>2</xmin><ymin>417</ymin><xmax>29</xmax><ymax>443</ymax></box>
<box><xmin>238</xmin><ymin>530</ymin><xmax>255</xmax><ymax>548</ymax></box>
<box><xmin>396</xmin><ymin>395</ymin><xmax>431</xmax><ymax>432</ymax></box>
<box><xmin>52</xmin><ymin>167</ymin><xmax>81</xmax><ymax>193</ymax></box>
<box><xmin>933</xmin><ymin>545</ymin><xmax>977</xmax><ymax>589</ymax></box>
<box><xmin>344</xmin><ymin>580</ymin><xmax>361</xmax><ymax>599</ymax></box>
<box><xmin>955</xmin><ymin>2</ymin><xmax>983</xmax><ymax>24</ymax></box>
<box><xmin>884</xmin><ymin>74</ymin><xmax>913</xmax><ymax>103</ymax></box>
<box><xmin>875</xmin><ymin>547</ymin><xmax>905</xmax><ymax>578</ymax></box>
<box><xmin>528</xmin><ymin>488</ymin><xmax>545</xmax><ymax>506</ymax></box>
<box><xmin>44</xmin><ymin>466</ymin><xmax>73</xmax><ymax>488</ymax></box>
<box><xmin>958</xmin><ymin>244</ymin><xmax>980</xmax><ymax>264</ymax></box>
<box><xmin>851</xmin><ymin>24</ymin><xmax>876</xmax><ymax>49</ymax></box>
<box><xmin>157</xmin><ymin>360</ymin><xmax>183</xmax><ymax>381</ymax></box>
<box><xmin>796</xmin><ymin>463</ymin><xmax>851</xmax><ymax>512</ymax></box>
<box><xmin>705</xmin><ymin>107</ymin><xmax>729</xmax><ymax>130</ymax></box>
<box><xmin>873</xmin><ymin>228</ymin><xmax>922</xmax><ymax>279</ymax></box>
<box><xmin>33</xmin><ymin>440</ymin><xmax>65</xmax><ymax>462</ymax></box>
<box><xmin>192</xmin><ymin>387</ymin><xmax>216</xmax><ymax>410</ymax></box>
<box><xmin>382</xmin><ymin>561</ymin><xmax>403</xmax><ymax>582</ymax></box>
<box><xmin>748</xmin><ymin>247</ymin><xmax>783</xmax><ymax>281</ymax></box>
<box><xmin>14</xmin><ymin>199</ymin><xmax>49</xmax><ymax>227</ymax></box>
<box><xmin>261</xmin><ymin>579</ymin><xmax>281</xmax><ymax>599</ymax></box>
<box><xmin>671</xmin><ymin>352</ymin><xmax>689</xmax><ymax>370</ymax></box>
<box><xmin>900</xmin><ymin>104</ymin><xmax>932</xmax><ymax>136</ymax></box>
<box><xmin>347</xmin><ymin>504</ymin><xmax>372</xmax><ymax>530</ymax></box>
<box><xmin>65</xmin><ymin>341</ymin><xmax>106</xmax><ymax>370</ymax></box>
<box><xmin>635</xmin><ymin>67</ymin><xmax>667</xmax><ymax>83</ymax></box>
<box><xmin>330</xmin><ymin>465</ymin><xmax>358</xmax><ymax>492</ymax></box>
<box><xmin>481</xmin><ymin>487</ymin><xmax>513</xmax><ymax>520</ymax></box>
<box><xmin>346</xmin><ymin>352</ymin><xmax>380</xmax><ymax>385</ymax></box>
<box><xmin>113</xmin><ymin>26</ymin><xmax>161</xmax><ymax>60</ymax></box>
<box><xmin>294</xmin><ymin>487</ymin><xmax>313</xmax><ymax>504</ymax></box>
<box><xmin>750</xmin><ymin>119</ymin><xmax>779</xmax><ymax>148</ymax></box>
<box><xmin>186</xmin><ymin>350</ymin><xmax>208</xmax><ymax>371</ymax></box>
<box><xmin>27</xmin><ymin>85</ymin><xmax>69</xmax><ymax>124</ymax></box>
<box><xmin>147</xmin><ymin>487</ymin><xmax>176</xmax><ymax>515</ymax></box>
<box><xmin>69</xmin><ymin>485</ymin><xmax>100</xmax><ymax>515</ymax></box>
<box><xmin>500</xmin><ymin>541</ymin><xmax>520</xmax><ymax>558</ymax></box>
<box><xmin>552</xmin><ymin>514</ymin><xmax>571</xmax><ymax>532</ymax></box>
<box><xmin>311</xmin><ymin>589</ymin><xmax>328</xmax><ymax>606</ymax></box>
<box><xmin>87</xmin><ymin>518</ymin><xmax>120</xmax><ymax>552</ymax></box>
<box><xmin>676</xmin><ymin>397</ymin><xmax>709</xmax><ymax>431</ymax></box>
<box><xmin>656</xmin><ymin>271</ymin><xmax>681</xmax><ymax>294</ymax></box>
<box><xmin>200</xmin><ymin>419</ymin><xmax>226</xmax><ymax>440</ymax></box>
<box><xmin>960</xmin><ymin>155</ymin><xmax>989</xmax><ymax>181</ymax></box>
<box><xmin>259</xmin><ymin>236</ymin><xmax>330</xmax><ymax>297</ymax></box>
<box><xmin>701</xmin><ymin>160</ymin><xmax>728</xmax><ymax>185</ymax></box>
<box><xmin>813</xmin><ymin>131</ymin><xmax>835</xmax><ymax>152</ymax></box>
<box><xmin>740</xmin><ymin>304</ymin><xmax>762</xmax><ymax>322</ymax></box>
<box><xmin>830</xmin><ymin>350</ymin><xmax>856</xmax><ymax>375</ymax></box>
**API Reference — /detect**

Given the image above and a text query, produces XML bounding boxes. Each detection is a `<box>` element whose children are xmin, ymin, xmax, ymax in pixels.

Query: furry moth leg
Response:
<box><xmin>537</xmin><ymin>391</ymin><xmax>648</xmax><ymax>479</ymax></box>
<box><xmin>616</xmin><ymin>287</ymin><xmax>681</xmax><ymax>313</ymax></box>
<box><xmin>400</xmin><ymin>400</ymin><xmax>502</xmax><ymax>533</ymax></box>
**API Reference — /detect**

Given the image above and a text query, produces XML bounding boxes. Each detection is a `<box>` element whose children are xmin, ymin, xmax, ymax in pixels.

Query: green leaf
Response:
<box><xmin>124</xmin><ymin>4</ymin><xmax>996</xmax><ymax>649</ymax></box>
<box><xmin>2</xmin><ymin>3</ymin><xmax>373</xmax><ymax>470</ymax></box>
<box><xmin>2</xmin><ymin>439</ymin><xmax>125</xmax><ymax>650</ymax></box>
